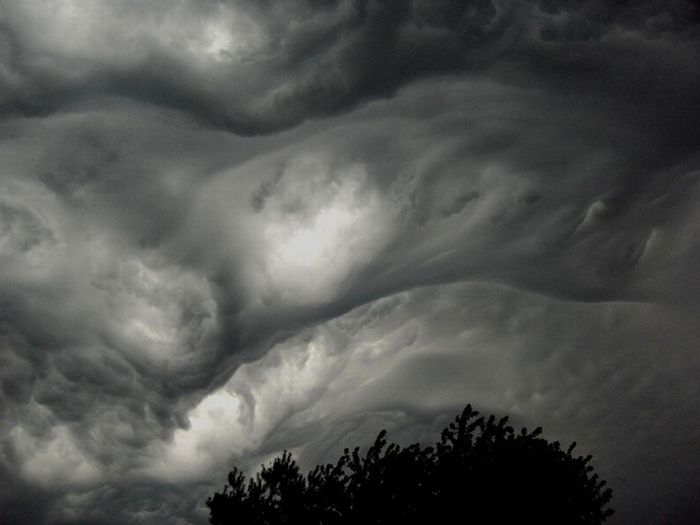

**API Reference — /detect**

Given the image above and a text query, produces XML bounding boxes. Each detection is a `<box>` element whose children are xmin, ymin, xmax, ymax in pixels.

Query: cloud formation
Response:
<box><xmin>2</xmin><ymin>0</ymin><xmax>699</xmax><ymax>132</ymax></box>
<box><xmin>0</xmin><ymin>1</ymin><xmax>699</xmax><ymax>524</ymax></box>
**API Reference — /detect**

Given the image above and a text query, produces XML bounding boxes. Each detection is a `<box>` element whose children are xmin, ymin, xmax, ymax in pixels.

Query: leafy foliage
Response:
<box><xmin>207</xmin><ymin>405</ymin><xmax>614</xmax><ymax>524</ymax></box>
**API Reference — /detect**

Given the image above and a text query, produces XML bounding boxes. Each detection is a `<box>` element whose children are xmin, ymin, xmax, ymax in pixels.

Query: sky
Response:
<box><xmin>0</xmin><ymin>1</ymin><xmax>699</xmax><ymax>523</ymax></box>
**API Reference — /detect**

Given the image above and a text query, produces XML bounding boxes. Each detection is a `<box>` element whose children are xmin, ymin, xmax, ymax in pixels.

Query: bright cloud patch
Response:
<box><xmin>10</xmin><ymin>420</ymin><xmax>100</xmax><ymax>489</ymax></box>
<box><xmin>258</xmin><ymin>156</ymin><xmax>391</xmax><ymax>304</ymax></box>
<box><xmin>88</xmin><ymin>244</ymin><xmax>218</xmax><ymax>365</ymax></box>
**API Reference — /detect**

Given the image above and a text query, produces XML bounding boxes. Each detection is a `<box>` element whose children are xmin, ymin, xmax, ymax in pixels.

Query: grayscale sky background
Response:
<box><xmin>1</xmin><ymin>1</ymin><xmax>699</xmax><ymax>523</ymax></box>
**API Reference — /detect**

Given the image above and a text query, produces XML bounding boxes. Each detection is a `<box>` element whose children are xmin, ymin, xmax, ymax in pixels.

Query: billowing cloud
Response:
<box><xmin>0</xmin><ymin>1</ymin><xmax>699</xmax><ymax>524</ymax></box>
<box><xmin>2</xmin><ymin>0</ymin><xmax>699</xmax><ymax>133</ymax></box>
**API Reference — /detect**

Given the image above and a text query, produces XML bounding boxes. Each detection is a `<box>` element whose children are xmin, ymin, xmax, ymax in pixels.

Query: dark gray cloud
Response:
<box><xmin>0</xmin><ymin>1</ymin><xmax>699</xmax><ymax>524</ymax></box>
<box><xmin>1</xmin><ymin>0</ymin><xmax>699</xmax><ymax>134</ymax></box>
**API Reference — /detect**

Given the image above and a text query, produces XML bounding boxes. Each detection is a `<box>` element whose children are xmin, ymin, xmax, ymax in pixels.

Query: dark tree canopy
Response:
<box><xmin>207</xmin><ymin>405</ymin><xmax>614</xmax><ymax>524</ymax></box>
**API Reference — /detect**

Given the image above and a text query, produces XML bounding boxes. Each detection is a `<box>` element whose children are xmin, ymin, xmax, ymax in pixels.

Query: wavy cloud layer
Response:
<box><xmin>1</xmin><ymin>2</ymin><xmax>699</xmax><ymax>524</ymax></box>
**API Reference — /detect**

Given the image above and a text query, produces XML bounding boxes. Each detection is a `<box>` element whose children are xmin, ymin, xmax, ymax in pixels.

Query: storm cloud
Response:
<box><xmin>1</xmin><ymin>1</ymin><xmax>699</xmax><ymax>524</ymax></box>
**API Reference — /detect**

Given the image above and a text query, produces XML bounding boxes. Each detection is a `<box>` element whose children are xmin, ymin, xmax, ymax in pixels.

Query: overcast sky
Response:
<box><xmin>1</xmin><ymin>1</ymin><xmax>699</xmax><ymax>523</ymax></box>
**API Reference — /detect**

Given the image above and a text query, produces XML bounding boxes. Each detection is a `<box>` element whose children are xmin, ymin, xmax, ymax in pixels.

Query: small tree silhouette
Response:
<box><xmin>207</xmin><ymin>405</ymin><xmax>614</xmax><ymax>524</ymax></box>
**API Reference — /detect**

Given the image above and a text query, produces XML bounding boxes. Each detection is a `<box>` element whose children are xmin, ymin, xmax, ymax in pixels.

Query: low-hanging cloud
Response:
<box><xmin>1</xmin><ymin>0</ymin><xmax>699</xmax><ymax>133</ymax></box>
<box><xmin>1</xmin><ymin>1</ymin><xmax>699</xmax><ymax>524</ymax></box>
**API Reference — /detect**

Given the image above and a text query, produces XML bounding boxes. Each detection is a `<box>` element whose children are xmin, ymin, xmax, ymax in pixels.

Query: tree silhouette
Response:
<box><xmin>207</xmin><ymin>405</ymin><xmax>614</xmax><ymax>524</ymax></box>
